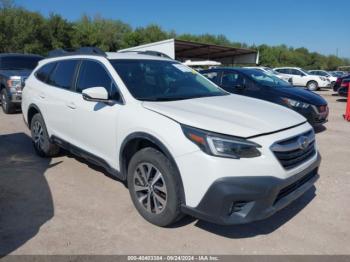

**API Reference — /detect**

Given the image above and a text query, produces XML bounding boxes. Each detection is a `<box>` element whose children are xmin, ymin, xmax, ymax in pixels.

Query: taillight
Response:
<box><xmin>341</xmin><ymin>81</ymin><xmax>350</xmax><ymax>88</ymax></box>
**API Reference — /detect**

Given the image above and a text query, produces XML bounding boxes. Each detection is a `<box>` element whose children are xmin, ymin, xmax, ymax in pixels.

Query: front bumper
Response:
<box><xmin>293</xmin><ymin>105</ymin><xmax>328</xmax><ymax>126</ymax></box>
<box><xmin>9</xmin><ymin>91</ymin><xmax>22</xmax><ymax>103</ymax></box>
<box><xmin>182</xmin><ymin>154</ymin><xmax>320</xmax><ymax>225</ymax></box>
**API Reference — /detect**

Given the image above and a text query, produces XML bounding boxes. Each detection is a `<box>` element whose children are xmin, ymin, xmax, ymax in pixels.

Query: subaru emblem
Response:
<box><xmin>298</xmin><ymin>136</ymin><xmax>309</xmax><ymax>150</ymax></box>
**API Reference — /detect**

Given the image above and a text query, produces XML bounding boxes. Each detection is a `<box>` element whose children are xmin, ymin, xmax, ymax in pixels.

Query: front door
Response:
<box><xmin>67</xmin><ymin>59</ymin><xmax>123</xmax><ymax>168</ymax></box>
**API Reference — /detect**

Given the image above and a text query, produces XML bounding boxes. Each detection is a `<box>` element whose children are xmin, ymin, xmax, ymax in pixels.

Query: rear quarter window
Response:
<box><xmin>35</xmin><ymin>62</ymin><xmax>57</xmax><ymax>83</ymax></box>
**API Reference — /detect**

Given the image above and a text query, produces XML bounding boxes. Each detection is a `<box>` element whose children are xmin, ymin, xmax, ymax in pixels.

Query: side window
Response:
<box><xmin>76</xmin><ymin>60</ymin><xmax>119</xmax><ymax>100</ymax></box>
<box><xmin>221</xmin><ymin>71</ymin><xmax>241</xmax><ymax>88</ymax></box>
<box><xmin>276</xmin><ymin>69</ymin><xmax>287</xmax><ymax>74</ymax></box>
<box><xmin>202</xmin><ymin>71</ymin><xmax>219</xmax><ymax>83</ymax></box>
<box><xmin>35</xmin><ymin>62</ymin><xmax>56</xmax><ymax>83</ymax></box>
<box><xmin>48</xmin><ymin>60</ymin><xmax>78</xmax><ymax>90</ymax></box>
<box><xmin>289</xmin><ymin>69</ymin><xmax>299</xmax><ymax>75</ymax></box>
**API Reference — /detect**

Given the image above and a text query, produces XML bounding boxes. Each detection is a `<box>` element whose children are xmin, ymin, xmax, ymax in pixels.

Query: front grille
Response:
<box><xmin>274</xmin><ymin>168</ymin><xmax>317</xmax><ymax>205</ymax></box>
<box><xmin>271</xmin><ymin>130</ymin><xmax>316</xmax><ymax>170</ymax></box>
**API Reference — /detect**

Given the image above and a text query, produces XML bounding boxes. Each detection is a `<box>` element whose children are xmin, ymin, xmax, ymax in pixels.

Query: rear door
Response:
<box><xmin>39</xmin><ymin>59</ymin><xmax>79</xmax><ymax>141</ymax></box>
<box><xmin>289</xmin><ymin>69</ymin><xmax>305</xmax><ymax>86</ymax></box>
<box><xmin>67</xmin><ymin>59</ymin><xmax>122</xmax><ymax>167</ymax></box>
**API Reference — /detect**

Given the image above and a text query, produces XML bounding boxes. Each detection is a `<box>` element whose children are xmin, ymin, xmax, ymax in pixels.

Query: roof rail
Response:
<box><xmin>48</xmin><ymin>47</ymin><xmax>107</xmax><ymax>58</ymax></box>
<box><xmin>118</xmin><ymin>50</ymin><xmax>172</xmax><ymax>59</ymax></box>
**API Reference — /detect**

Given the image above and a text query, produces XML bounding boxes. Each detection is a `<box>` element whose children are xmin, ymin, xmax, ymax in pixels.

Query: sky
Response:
<box><xmin>15</xmin><ymin>0</ymin><xmax>350</xmax><ymax>58</ymax></box>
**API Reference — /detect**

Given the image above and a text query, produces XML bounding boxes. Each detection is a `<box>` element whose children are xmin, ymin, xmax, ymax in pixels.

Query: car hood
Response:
<box><xmin>0</xmin><ymin>69</ymin><xmax>32</xmax><ymax>78</ymax></box>
<box><xmin>142</xmin><ymin>94</ymin><xmax>306</xmax><ymax>138</ymax></box>
<box><xmin>277</xmin><ymin>87</ymin><xmax>327</xmax><ymax>106</ymax></box>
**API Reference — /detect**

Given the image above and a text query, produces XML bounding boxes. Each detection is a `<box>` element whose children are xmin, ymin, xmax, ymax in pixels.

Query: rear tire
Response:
<box><xmin>127</xmin><ymin>147</ymin><xmax>183</xmax><ymax>227</ymax></box>
<box><xmin>307</xmin><ymin>81</ymin><xmax>318</xmax><ymax>91</ymax></box>
<box><xmin>1</xmin><ymin>89</ymin><xmax>15</xmax><ymax>114</ymax></box>
<box><xmin>30</xmin><ymin>113</ymin><xmax>60</xmax><ymax>157</ymax></box>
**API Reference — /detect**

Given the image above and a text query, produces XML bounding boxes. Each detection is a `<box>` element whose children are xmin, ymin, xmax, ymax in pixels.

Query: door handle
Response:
<box><xmin>66</xmin><ymin>102</ymin><xmax>76</xmax><ymax>109</ymax></box>
<box><xmin>39</xmin><ymin>93</ymin><xmax>45</xmax><ymax>99</ymax></box>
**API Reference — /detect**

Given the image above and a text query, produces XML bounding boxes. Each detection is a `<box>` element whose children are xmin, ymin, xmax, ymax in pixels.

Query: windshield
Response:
<box><xmin>299</xmin><ymin>68</ymin><xmax>310</xmax><ymax>75</ymax></box>
<box><xmin>264</xmin><ymin>68</ymin><xmax>280</xmax><ymax>76</ymax></box>
<box><xmin>245</xmin><ymin>69</ymin><xmax>291</xmax><ymax>87</ymax></box>
<box><xmin>110</xmin><ymin>59</ymin><xmax>227</xmax><ymax>101</ymax></box>
<box><xmin>0</xmin><ymin>56</ymin><xmax>42</xmax><ymax>70</ymax></box>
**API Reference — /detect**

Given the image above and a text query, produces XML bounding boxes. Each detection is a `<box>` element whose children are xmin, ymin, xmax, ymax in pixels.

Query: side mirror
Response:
<box><xmin>82</xmin><ymin>87</ymin><xmax>113</xmax><ymax>105</ymax></box>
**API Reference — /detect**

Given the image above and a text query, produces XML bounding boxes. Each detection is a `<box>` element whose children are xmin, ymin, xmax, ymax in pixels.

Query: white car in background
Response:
<box><xmin>245</xmin><ymin>66</ymin><xmax>292</xmax><ymax>84</ymax></box>
<box><xmin>308</xmin><ymin>70</ymin><xmax>337</xmax><ymax>88</ymax></box>
<box><xmin>274</xmin><ymin>67</ymin><xmax>330</xmax><ymax>91</ymax></box>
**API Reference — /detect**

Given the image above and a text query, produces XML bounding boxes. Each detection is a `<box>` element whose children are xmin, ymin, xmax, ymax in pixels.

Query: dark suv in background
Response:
<box><xmin>0</xmin><ymin>53</ymin><xmax>43</xmax><ymax>114</ymax></box>
<box><xmin>201</xmin><ymin>68</ymin><xmax>329</xmax><ymax>127</ymax></box>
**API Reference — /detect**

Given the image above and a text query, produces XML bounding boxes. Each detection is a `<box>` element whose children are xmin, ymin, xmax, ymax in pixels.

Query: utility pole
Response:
<box><xmin>336</xmin><ymin>48</ymin><xmax>339</xmax><ymax>57</ymax></box>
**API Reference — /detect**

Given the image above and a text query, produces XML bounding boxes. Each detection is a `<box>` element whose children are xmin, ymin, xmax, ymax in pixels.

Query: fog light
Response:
<box><xmin>228</xmin><ymin>201</ymin><xmax>248</xmax><ymax>215</ymax></box>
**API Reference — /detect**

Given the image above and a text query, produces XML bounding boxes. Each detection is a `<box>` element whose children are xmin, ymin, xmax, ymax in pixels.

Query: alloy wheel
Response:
<box><xmin>32</xmin><ymin>120</ymin><xmax>45</xmax><ymax>150</ymax></box>
<box><xmin>133</xmin><ymin>162</ymin><xmax>167</xmax><ymax>214</ymax></box>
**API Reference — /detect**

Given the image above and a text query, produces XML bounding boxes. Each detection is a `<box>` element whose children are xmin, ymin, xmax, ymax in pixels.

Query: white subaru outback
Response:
<box><xmin>22</xmin><ymin>48</ymin><xmax>321</xmax><ymax>226</ymax></box>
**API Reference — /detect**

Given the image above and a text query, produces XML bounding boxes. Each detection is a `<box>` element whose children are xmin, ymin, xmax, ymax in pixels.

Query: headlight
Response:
<box><xmin>7</xmin><ymin>79</ymin><xmax>22</xmax><ymax>91</ymax></box>
<box><xmin>320</xmin><ymin>76</ymin><xmax>327</xmax><ymax>81</ymax></box>
<box><xmin>282</xmin><ymin>98</ymin><xmax>310</xmax><ymax>109</ymax></box>
<box><xmin>181</xmin><ymin>125</ymin><xmax>261</xmax><ymax>159</ymax></box>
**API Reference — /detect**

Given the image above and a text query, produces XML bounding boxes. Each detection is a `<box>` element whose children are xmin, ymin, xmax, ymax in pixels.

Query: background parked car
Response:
<box><xmin>329</xmin><ymin>71</ymin><xmax>346</xmax><ymax>78</ymax></box>
<box><xmin>274</xmin><ymin>67</ymin><xmax>330</xmax><ymax>91</ymax></box>
<box><xmin>338</xmin><ymin>78</ymin><xmax>350</xmax><ymax>97</ymax></box>
<box><xmin>308</xmin><ymin>70</ymin><xmax>337</xmax><ymax>87</ymax></box>
<box><xmin>0</xmin><ymin>53</ymin><xmax>43</xmax><ymax>114</ymax></box>
<box><xmin>244</xmin><ymin>66</ymin><xmax>292</xmax><ymax>83</ymax></box>
<box><xmin>333</xmin><ymin>73</ymin><xmax>350</xmax><ymax>92</ymax></box>
<box><xmin>201</xmin><ymin>68</ymin><xmax>329</xmax><ymax>126</ymax></box>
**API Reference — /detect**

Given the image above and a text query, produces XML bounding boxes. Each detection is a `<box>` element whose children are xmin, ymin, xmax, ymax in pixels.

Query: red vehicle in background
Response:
<box><xmin>334</xmin><ymin>74</ymin><xmax>350</xmax><ymax>93</ymax></box>
<box><xmin>338</xmin><ymin>78</ymin><xmax>350</xmax><ymax>97</ymax></box>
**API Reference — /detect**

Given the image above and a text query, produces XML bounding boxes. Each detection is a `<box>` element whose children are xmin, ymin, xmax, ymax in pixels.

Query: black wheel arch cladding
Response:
<box><xmin>119</xmin><ymin>132</ymin><xmax>186</xmax><ymax>204</ymax></box>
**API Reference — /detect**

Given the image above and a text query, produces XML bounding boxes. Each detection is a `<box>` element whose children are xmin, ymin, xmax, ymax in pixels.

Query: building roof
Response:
<box><xmin>119</xmin><ymin>39</ymin><xmax>258</xmax><ymax>64</ymax></box>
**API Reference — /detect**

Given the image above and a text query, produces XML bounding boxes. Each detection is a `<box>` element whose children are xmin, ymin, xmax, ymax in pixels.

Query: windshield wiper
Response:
<box><xmin>141</xmin><ymin>96</ymin><xmax>191</xmax><ymax>101</ymax></box>
<box><xmin>141</xmin><ymin>93</ymin><xmax>227</xmax><ymax>102</ymax></box>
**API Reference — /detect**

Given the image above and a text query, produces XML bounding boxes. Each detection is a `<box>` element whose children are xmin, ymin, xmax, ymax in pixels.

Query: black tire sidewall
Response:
<box><xmin>1</xmin><ymin>89</ymin><xmax>13</xmax><ymax>114</ymax></box>
<box><xmin>30</xmin><ymin>113</ymin><xmax>53</xmax><ymax>157</ymax></box>
<box><xmin>127</xmin><ymin>147</ymin><xmax>182</xmax><ymax>227</ymax></box>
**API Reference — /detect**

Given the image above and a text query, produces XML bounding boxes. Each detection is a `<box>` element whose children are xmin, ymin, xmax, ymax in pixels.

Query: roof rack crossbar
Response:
<box><xmin>118</xmin><ymin>50</ymin><xmax>172</xmax><ymax>59</ymax></box>
<box><xmin>48</xmin><ymin>47</ymin><xmax>107</xmax><ymax>58</ymax></box>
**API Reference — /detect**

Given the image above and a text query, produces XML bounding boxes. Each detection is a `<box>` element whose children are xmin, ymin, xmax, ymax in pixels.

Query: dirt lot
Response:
<box><xmin>0</xmin><ymin>89</ymin><xmax>349</xmax><ymax>255</ymax></box>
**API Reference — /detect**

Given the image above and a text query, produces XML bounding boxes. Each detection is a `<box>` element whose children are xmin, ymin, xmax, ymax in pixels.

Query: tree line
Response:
<box><xmin>0</xmin><ymin>1</ymin><xmax>349</xmax><ymax>70</ymax></box>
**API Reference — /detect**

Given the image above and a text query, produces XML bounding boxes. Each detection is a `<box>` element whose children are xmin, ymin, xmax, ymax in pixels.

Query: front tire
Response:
<box><xmin>1</xmin><ymin>89</ymin><xmax>15</xmax><ymax>114</ymax></box>
<box><xmin>30</xmin><ymin>113</ymin><xmax>60</xmax><ymax>157</ymax></box>
<box><xmin>127</xmin><ymin>147</ymin><xmax>183</xmax><ymax>227</ymax></box>
<box><xmin>307</xmin><ymin>80</ymin><xmax>318</xmax><ymax>91</ymax></box>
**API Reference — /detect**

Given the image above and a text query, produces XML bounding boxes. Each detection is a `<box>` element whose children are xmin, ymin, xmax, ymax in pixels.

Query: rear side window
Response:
<box><xmin>291</xmin><ymin>69</ymin><xmax>303</xmax><ymax>76</ymax></box>
<box><xmin>76</xmin><ymin>60</ymin><xmax>119</xmax><ymax>99</ymax></box>
<box><xmin>221</xmin><ymin>71</ymin><xmax>241</xmax><ymax>87</ymax></box>
<box><xmin>276</xmin><ymin>69</ymin><xmax>288</xmax><ymax>74</ymax></box>
<box><xmin>35</xmin><ymin>62</ymin><xmax>56</xmax><ymax>83</ymax></box>
<box><xmin>47</xmin><ymin>60</ymin><xmax>78</xmax><ymax>90</ymax></box>
<box><xmin>202</xmin><ymin>71</ymin><xmax>219</xmax><ymax>83</ymax></box>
